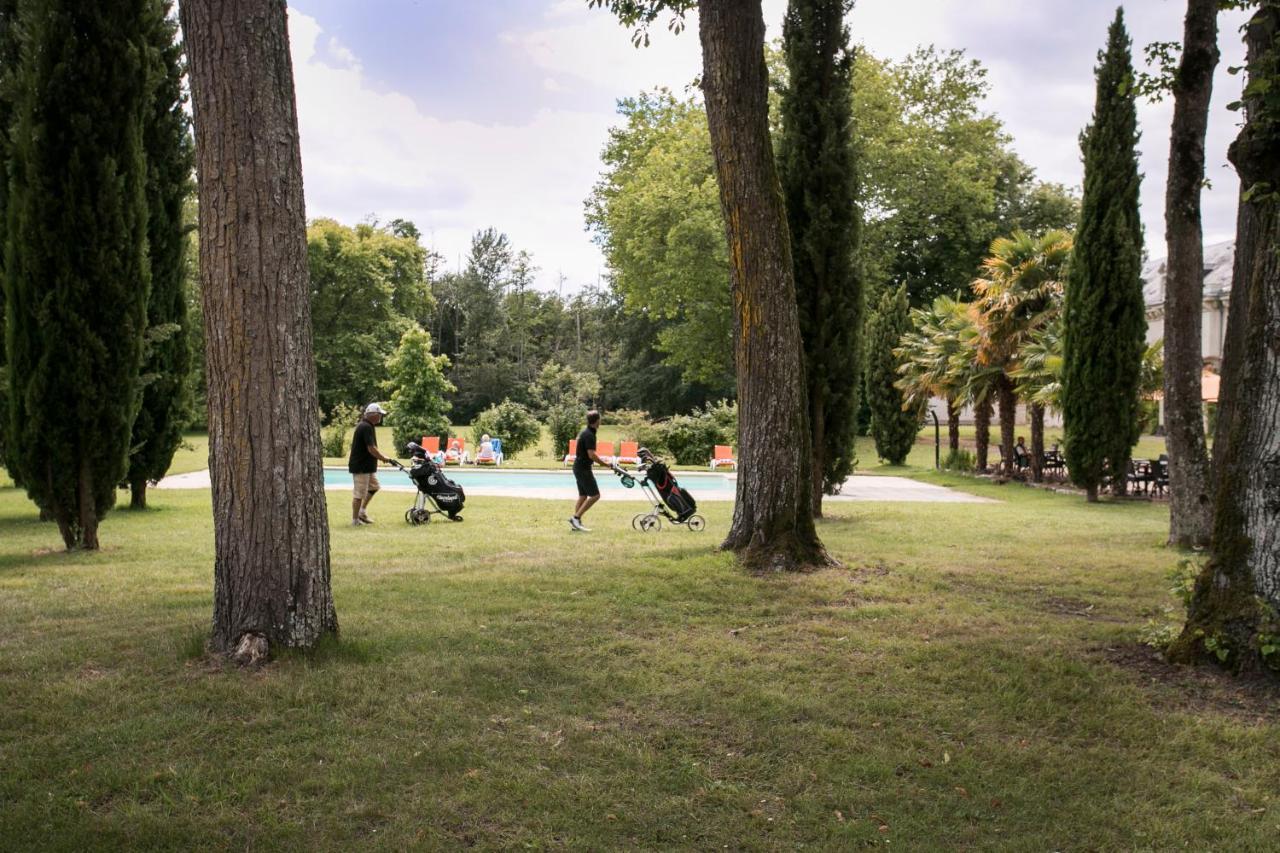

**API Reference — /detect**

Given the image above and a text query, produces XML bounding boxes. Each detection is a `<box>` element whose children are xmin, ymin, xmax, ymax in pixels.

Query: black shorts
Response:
<box><xmin>574</xmin><ymin>466</ymin><xmax>599</xmax><ymax>497</ymax></box>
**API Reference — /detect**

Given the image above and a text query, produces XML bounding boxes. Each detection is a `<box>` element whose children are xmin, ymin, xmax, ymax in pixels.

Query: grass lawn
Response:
<box><xmin>3</xmin><ymin>461</ymin><xmax>1278</xmax><ymax>849</ymax></box>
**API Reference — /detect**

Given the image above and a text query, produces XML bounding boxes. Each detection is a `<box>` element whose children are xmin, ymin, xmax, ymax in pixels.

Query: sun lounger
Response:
<box><xmin>616</xmin><ymin>441</ymin><xmax>641</xmax><ymax>466</ymax></box>
<box><xmin>710</xmin><ymin>444</ymin><xmax>737</xmax><ymax>470</ymax></box>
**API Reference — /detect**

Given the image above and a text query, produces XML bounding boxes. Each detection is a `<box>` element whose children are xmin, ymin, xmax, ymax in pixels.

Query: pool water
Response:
<box><xmin>324</xmin><ymin>466</ymin><xmax>737</xmax><ymax>494</ymax></box>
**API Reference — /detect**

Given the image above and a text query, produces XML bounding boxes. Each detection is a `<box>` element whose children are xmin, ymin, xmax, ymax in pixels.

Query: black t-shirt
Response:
<box><xmin>348</xmin><ymin>420</ymin><xmax>379</xmax><ymax>474</ymax></box>
<box><xmin>573</xmin><ymin>426</ymin><xmax>597</xmax><ymax>471</ymax></box>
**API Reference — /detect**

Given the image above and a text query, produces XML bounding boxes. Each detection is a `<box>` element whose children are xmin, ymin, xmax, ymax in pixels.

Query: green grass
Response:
<box><xmin>2</xmin><ymin>465</ymin><xmax>1278</xmax><ymax>849</ymax></box>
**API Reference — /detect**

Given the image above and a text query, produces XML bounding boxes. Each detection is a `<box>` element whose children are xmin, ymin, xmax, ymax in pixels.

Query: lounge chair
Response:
<box><xmin>616</xmin><ymin>441</ymin><xmax>641</xmax><ymax>466</ymax></box>
<box><xmin>421</xmin><ymin>435</ymin><xmax>445</xmax><ymax>465</ymax></box>
<box><xmin>491</xmin><ymin>438</ymin><xmax>504</xmax><ymax>466</ymax></box>
<box><xmin>597</xmin><ymin>441</ymin><xmax>615</xmax><ymax>465</ymax></box>
<box><xmin>444</xmin><ymin>438</ymin><xmax>467</xmax><ymax>465</ymax></box>
<box><xmin>563</xmin><ymin>439</ymin><xmax>577</xmax><ymax>467</ymax></box>
<box><xmin>710</xmin><ymin>445</ymin><xmax>737</xmax><ymax>470</ymax></box>
<box><xmin>476</xmin><ymin>438</ymin><xmax>499</xmax><ymax>466</ymax></box>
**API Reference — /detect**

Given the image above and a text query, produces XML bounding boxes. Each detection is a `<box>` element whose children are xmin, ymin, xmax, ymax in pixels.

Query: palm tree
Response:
<box><xmin>971</xmin><ymin>230</ymin><xmax>1072</xmax><ymax>475</ymax></box>
<box><xmin>1011</xmin><ymin>317</ymin><xmax>1065</xmax><ymax>481</ymax></box>
<box><xmin>895</xmin><ymin>296</ymin><xmax>969</xmax><ymax>457</ymax></box>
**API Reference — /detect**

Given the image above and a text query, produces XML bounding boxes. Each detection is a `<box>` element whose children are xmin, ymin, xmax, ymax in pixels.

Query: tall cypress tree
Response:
<box><xmin>1062</xmin><ymin>8</ymin><xmax>1146</xmax><ymax>502</ymax></box>
<box><xmin>0</xmin><ymin>0</ymin><xmax>18</xmax><ymax>477</ymax></box>
<box><xmin>779</xmin><ymin>0</ymin><xmax>863</xmax><ymax>518</ymax></box>
<box><xmin>4</xmin><ymin>0</ymin><xmax>152</xmax><ymax>548</ymax></box>
<box><xmin>126</xmin><ymin>0</ymin><xmax>194</xmax><ymax>510</ymax></box>
<box><xmin>865</xmin><ymin>285</ymin><xmax>919</xmax><ymax>465</ymax></box>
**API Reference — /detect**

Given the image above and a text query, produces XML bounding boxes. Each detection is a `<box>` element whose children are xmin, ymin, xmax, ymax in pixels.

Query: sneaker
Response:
<box><xmin>350</xmin><ymin>518</ymin><xmax>363</xmax><ymax>527</ymax></box>
<box><xmin>358</xmin><ymin>514</ymin><xmax>374</xmax><ymax>525</ymax></box>
<box><xmin>568</xmin><ymin>516</ymin><xmax>583</xmax><ymax>531</ymax></box>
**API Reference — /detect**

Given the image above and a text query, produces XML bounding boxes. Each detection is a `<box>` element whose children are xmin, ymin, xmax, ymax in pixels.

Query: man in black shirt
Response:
<box><xmin>570</xmin><ymin>409</ymin><xmax>611</xmax><ymax>531</ymax></box>
<box><xmin>349</xmin><ymin>403</ymin><xmax>392</xmax><ymax>527</ymax></box>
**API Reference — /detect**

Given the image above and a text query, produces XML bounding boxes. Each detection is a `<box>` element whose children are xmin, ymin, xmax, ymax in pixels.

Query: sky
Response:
<box><xmin>285</xmin><ymin>0</ymin><xmax>1251</xmax><ymax>292</ymax></box>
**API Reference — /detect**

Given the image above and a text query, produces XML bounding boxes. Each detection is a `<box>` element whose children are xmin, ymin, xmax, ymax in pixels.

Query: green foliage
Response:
<box><xmin>471</xmin><ymin>399</ymin><xmax>541</xmax><ymax>457</ymax></box>
<box><xmin>941</xmin><ymin>449</ymin><xmax>975</xmax><ymax>472</ymax></box>
<box><xmin>545</xmin><ymin>403</ymin><xmax>582</xmax><ymax>460</ymax></box>
<box><xmin>865</xmin><ymin>286</ymin><xmax>920</xmax><ymax>464</ymax></box>
<box><xmin>320</xmin><ymin>403</ymin><xmax>361</xmax><ymax>458</ymax></box>
<box><xmin>779</xmin><ymin>0</ymin><xmax>863</xmax><ymax>497</ymax></box>
<box><xmin>0</xmin><ymin>0</ymin><xmax>16</xmax><ymax>475</ymax></box>
<box><xmin>126</xmin><ymin>0</ymin><xmax>194</xmax><ymax>495</ymax></box>
<box><xmin>384</xmin><ymin>328</ymin><xmax>454</xmax><ymax>451</ymax></box>
<box><xmin>658</xmin><ymin>401</ymin><xmax>736</xmax><ymax>465</ymax></box>
<box><xmin>308</xmin><ymin>218</ymin><xmax>431</xmax><ymax>414</ymax></box>
<box><xmin>1062</xmin><ymin>10</ymin><xmax>1146</xmax><ymax>497</ymax></box>
<box><xmin>532</xmin><ymin>361</ymin><xmax>600</xmax><ymax>416</ymax></box>
<box><xmin>4</xmin><ymin>0</ymin><xmax>153</xmax><ymax>547</ymax></box>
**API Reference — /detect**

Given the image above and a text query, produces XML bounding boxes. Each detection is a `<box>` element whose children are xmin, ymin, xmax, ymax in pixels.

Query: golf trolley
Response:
<box><xmin>614</xmin><ymin>449</ymin><xmax>706</xmax><ymax>533</ymax></box>
<box><xmin>392</xmin><ymin>442</ymin><xmax>465</xmax><ymax>525</ymax></box>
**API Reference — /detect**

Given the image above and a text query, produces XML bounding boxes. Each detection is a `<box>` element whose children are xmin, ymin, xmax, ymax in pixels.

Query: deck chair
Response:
<box><xmin>710</xmin><ymin>445</ymin><xmax>737</xmax><ymax>470</ymax></box>
<box><xmin>475</xmin><ymin>439</ymin><xmax>498</xmax><ymax>466</ymax></box>
<box><xmin>444</xmin><ymin>437</ymin><xmax>467</xmax><ymax>465</ymax></box>
<box><xmin>616</xmin><ymin>441</ymin><xmax>641</xmax><ymax>466</ymax></box>
<box><xmin>491</xmin><ymin>438</ymin><xmax>504</xmax><ymax>466</ymax></box>
<box><xmin>421</xmin><ymin>435</ymin><xmax>444</xmax><ymax>464</ymax></box>
<box><xmin>563</xmin><ymin>439</ymin><xmax>577</xmax><ymax>467</ymax></box>
<box><xmin>597</xmin><ymin>441</ymin><xmax>615</xmax><ymax>464</ymax></box>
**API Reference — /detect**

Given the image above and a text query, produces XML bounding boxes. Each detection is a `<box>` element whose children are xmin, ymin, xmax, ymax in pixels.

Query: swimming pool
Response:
<box><xmin>323</xmin><ymin>466</ymin><xmax>738</xmax><ymax>499</ymax></box>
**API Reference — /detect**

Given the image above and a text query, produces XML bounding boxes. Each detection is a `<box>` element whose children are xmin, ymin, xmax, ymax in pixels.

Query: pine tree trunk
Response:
<box><xmin>1170</xmin><ymin>6</ymin><xmax>1280</xmax><ymax>671</ymax></box>
<box><xmin>974</xmin><ymin>397</ymin><xmax>991</xmax><ymax>472</ymax></box>
<box><xmin>1030</xmin><ymin>402</ymin><xmax>1045</xmax><ymax>482</ymax></box>
<box><xmin>997</xmin><ymin>375</ymin><xmax>1016</xmax><ymax>475</ymax></box>
<box><xmin>182</xmin><ymin>0</ymin><xmax>337</xmax><ymax>657</ymax></box>
<box><xmin>1163</xmin><ymin>0</ymin><xmax>1217</xmax><ymax>548</ymax></box>
<box><xmin>947</xmin><ymin>397</ymin><xmax>960</xmax><ymax>453</ymax></box>
<box><xmin>129</xmin><ymin>479</ymin><xmax>147</xmax><ymax>510</ymax></box>
<box><xmin>698</xmin><ymin>0</ymin><xmax>831</xmax><ymax>571</ymax></box>
<box><xmin>810</xmin><ymin>392</ymin><xmax>825</xmax><ymax>519</ymax></box>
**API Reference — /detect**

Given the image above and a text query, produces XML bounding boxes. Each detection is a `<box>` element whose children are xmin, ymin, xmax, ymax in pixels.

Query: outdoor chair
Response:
<box><xmin>710</xmin><ymin>445</ymin><xmax>737</xmax><ymax>470</ymax></box>
<box><xmin>597</xmin><ymin>441</ymin><xmax>616</xmax><ymax>464</ymax></box>
<box><xmin>616</xmin><ymin>441</ymin><xmax>641</xmax><ymax>466</ymax></box>
<box><xmin>563</xmin><ymin>439</ymin><xmax>577</xmax><ymax>466</ymax></box>
<box><xmin>444</xmin><ymin>438</ymin><xmax>467</xmax><ymax>465</ymax></box>
<box><xmin>420</xmin><ymin>435</ymin><xmax>444</xmax><ymax>464</ymax></box>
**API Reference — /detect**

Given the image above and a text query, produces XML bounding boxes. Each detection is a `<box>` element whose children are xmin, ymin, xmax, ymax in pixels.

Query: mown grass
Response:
<box><xmin>2</xmin><ymin>467</ymin><xmax>1277</xmax><ymax>850</ymax></box>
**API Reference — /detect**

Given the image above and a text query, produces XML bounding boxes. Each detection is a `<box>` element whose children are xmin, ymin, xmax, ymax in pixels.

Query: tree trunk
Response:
<box><xmin>129</xmin><ymin>479</ymin><xmax>147</xmax><ymax>510</ymax></box>
<box><xmin>182</xmin><ymin>0</ymin><xmax>337</xmax><ymax>657</ymax></box>
<box><xmin>698</xmin><ymin>0</ymin><xmax>831</xmax><ymax>571</ymax></box>
<box><xmin>810</xmin><ymin>392</ymin><xmax>824</xmax><ymax>519</ymax></box>
<box><xmin>947</xmin><ymin>397</ymin><xmax>960</xmax><ymax>454</ymax></box>
<box><xmin>1170</xmin><ymin>6</ymin><xmax>1280</xmax><ymax>672</ymax></box>
<box><xmin>997</xmin><ymin>375</ymin><xmax>1016</xmax><ymax>476</ymax></box>
<box><xmin>1163</xmin><ymin>0</ymin><xmax>1218</xmax><ymax>548</ymax></box>
<box><xmin>1030</xmin><ymin>402</ymin><xmax>1045</xmax><ymax>482</ymax></box>
<box><xmin>974</xmin><ymin>396</ymin><xmax>991</xmax><ymax>472</ymax></box>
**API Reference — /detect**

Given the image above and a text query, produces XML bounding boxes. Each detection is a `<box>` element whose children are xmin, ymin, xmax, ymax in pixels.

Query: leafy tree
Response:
<box><xmin>1170</xmin><ymin>0</ymin><xmax>1280</xmax><ymax>674</ymax></box>
<box><xmin>126</xmin><ymin>0</ymin><xmax>195</xmax><ymax>510</ymax></box>
<box><xmin>546</xmin><ymin>403</ymin><xmax>582</xmax><ymax>459</ymax></box>
<box><xmin>0</xmin><ymin>0</ymin><xmax>17</xmax><ymax>476</ymax></box>
<box><xmin>308</xmin><ymin>218</ymin><xmax>424</xmax><ymax>413</ymax></box>
<box><xmin>894</xmin><ymin>295</ymin><xmax>970</xmax><ymax>454</ymax></box>
<box><xmin>532</xmin><ymin>361</ymin><xmax>600</xmax><ymax>416</ymax></box>
<box><xmin>5</xmin><ymin>0</ymin><xmax>152</xmax><ymax>549</ymax></box>
<box><xmin>384</xmin><ymin>327</ymin><xmax>454</xmax><ymax>451</ymax></box>
<box><xmin>1062</xmin><ymin>9</ymin><xmax>1146</xmax><ymax>502</ymax></box>
<box><xmin>865</xmin><ymin>286</ymin><xmax>919</xmax><ymax>464</ymax></box>
<box><xmin>779</xmin><ymin>0</ymin><xmax>862</xmax><ymax>515</ymax></box>
<box><xmin>471</xmin><ymin>399</ymin><xmax>541</xmax><ymax>456</ymax></box>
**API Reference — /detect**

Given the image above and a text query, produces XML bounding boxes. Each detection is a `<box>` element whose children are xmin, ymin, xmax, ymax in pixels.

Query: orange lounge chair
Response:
<box><xmin>710</xmin><ymin>444</ymin><xmax>737</xmax><ymax>470</ymax></box>
<box><xmin>616</xmin><ymin>441</ymin><xmax>641</xmax><ymax>466</ymax></box>
<box><xmin>563</xmin><ymin>439</ymin><xmax>577</xmax><ymax>466</ymax></box>
<box><xmin>444</xmin><ymin>437</ymin><xmax>466</xmax><ymax>465</ymax></box>
<box><xmin>475</xmin><ymin>438</ymin><xmax>499</xmax><ymax>466</ymax></box>
<box><xmin>597</xmin><ymin>441</ymin><xmax>615</xmax><ymax>464</ymax></box>
<box><xmin>421</xmin><ymin>436</ymin><xmax>440</xmax><ymax>455</ymax></box>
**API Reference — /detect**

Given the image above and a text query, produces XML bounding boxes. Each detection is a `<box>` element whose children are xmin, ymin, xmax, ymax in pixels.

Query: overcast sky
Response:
<box><xmin>285</xmin><ymin>0</ymin><xmax>1250</xmax><ymax>291</ymax></box>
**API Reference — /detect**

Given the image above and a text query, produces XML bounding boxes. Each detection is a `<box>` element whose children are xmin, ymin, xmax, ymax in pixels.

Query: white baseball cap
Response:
<box><xmin>365</xmin><ymin>403</ymin><xmax>386</xmax><ymax>415</ymax></box>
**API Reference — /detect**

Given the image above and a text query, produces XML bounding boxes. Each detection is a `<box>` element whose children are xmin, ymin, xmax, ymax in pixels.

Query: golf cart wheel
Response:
<box><xmin>413</xmin><ymin>508</ymin><xmax>432</xmax><ymax>525</ymax></box>
<box><xmin>404</xmin><ymin>509</ymin><xmax>416</xmax><ymax>525</ymax></box>
<box><xmin>632</xmin><ymin>513</ymin><xmax>646</xmax><ymax>531</ymax></box>
<box><xmin>687</xmin><ymin>515</ymin><xmax>706</xmax><ymax>532</ymax></box>
<box><xmin>639</xmin><ymin>514</ymin><xmax>661</xmax><ymax>532</ymax></box>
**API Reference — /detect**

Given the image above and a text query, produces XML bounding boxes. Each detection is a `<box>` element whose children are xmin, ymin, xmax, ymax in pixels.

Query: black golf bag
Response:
<box><xmin>643</xmin><ymin>458</ymin><xmax>697</xmax><ymax>522</ymax></box>
<box><xmin>404</xmin><ymin>442</ymin><xmax>465</xmax><ymax>521</ymax></box>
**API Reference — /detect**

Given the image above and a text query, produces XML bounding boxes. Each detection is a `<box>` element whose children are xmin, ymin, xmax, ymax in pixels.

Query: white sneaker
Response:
<box><xmin>358</xmin><ymin>514</ymin><xmax>373</xmax><ymax>525</ymax></box>
<box><xmin>350</xmin><ymin>518</ymin><xmax>363</xmax><ymax>527</ymax></box>
<box><xmin>569</xmin><ymin>517</ymin><xmax>583</xmax><ymax>531</ymax></box>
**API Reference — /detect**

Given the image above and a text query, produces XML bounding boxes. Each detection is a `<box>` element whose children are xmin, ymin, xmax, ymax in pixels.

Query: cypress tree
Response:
<box><xmin>1062</xmin><ymin>8</ymin><xmax>1146</xmax><ymax>502</ymax></box>
<box><xmin>126</xmin><ymin>0</ymin><xmax>194</xmax><ymax>510</ymax></box>
<box><xmin>779</xmin><ymin>0</ymin><xmax>863</xmax><ymax>518</ymax></box>
<box><xmin>4</xmin><ymin>0</ymin><xmax>152</xmax><ymax>548</ymax></box>
<box><xmin>865</xmin><ymin>285</ymin><xmax>919</xmax><ymax>465</ymax></box>
<box><xmin>0</xmin><ymin>0</ymin><xmax>17</xmax><ymax>476</ymax></box>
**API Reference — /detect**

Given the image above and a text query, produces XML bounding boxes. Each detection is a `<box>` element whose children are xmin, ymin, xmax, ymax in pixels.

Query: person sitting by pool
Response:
<box><xmin>1013</xmin><ymin>436</ymin><xmax>1030</xmax><ymax>471</ymax></box>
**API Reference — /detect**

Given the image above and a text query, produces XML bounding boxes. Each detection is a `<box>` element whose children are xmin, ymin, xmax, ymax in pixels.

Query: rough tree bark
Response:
<box><xmin>947</xmin><ymin>397</ymin><xmax>960</xmax><ymax>454</ymax></box>
<box><xmin>1030</xmin><ymin>402</ymin><xmax>1045</xmax><ymax>482</ymax></box>
<box><xmin>997</xmin><ymin>375</ymin><xmax>1016</xmax><ymax>476</ymax></box>
<box><xmin>1170</xmin><ymin>4</ymin><xmax>1280</xmax><ymax>672</ymax></box>
<box><xmin>974</xmin><ymin>397</ymin><xmax>991</xmax><ymax>472</ymax></box>
<box><xmin>699</xmin><ymin>0</ymin><xmax>832</xmax><ymax>571</ymax></box>
<box><xmin>181</xmin><ymin>0</ymin><xmax>338</xmax><ymax>658</ymax></box>
<box><xmin>1163</xmin><ymin>0</ymin><xmax>1218</xmax><ymax>548</ymax></box>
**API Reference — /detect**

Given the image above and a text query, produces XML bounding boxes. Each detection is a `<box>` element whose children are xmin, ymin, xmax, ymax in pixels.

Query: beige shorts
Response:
<box><xmin>352</xmin><ymin>472</ymin><xmax>380</xmax><ymax>501</ymax></box>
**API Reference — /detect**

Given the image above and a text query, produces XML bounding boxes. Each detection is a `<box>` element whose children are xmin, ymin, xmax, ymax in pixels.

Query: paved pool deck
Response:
<box><xmin>157</xmin><ymin>468</ymin><xmax>996</xmax><ymax>504</ymax></box>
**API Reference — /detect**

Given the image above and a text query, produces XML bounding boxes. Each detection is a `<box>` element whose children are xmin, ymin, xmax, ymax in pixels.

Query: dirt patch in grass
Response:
<box><xmin>1100</xmin><ymin>643</ymin><xmax>1280</xmax><ymax>723</ymax></box>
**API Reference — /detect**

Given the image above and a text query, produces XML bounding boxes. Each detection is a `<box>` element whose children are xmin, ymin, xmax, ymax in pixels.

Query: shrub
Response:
<box><xmin>941</xmin><ymin>449</ymin><xmax>975</xmax><ymax>472</ymax></box>
<box><xmin>320</xmin><ymin>403</ymin><xmax>362</xmax><ymax>458</ymax></box>
<box><xmin>472</xmin><ymin>399</ymin><xmax>541</xmax><ymax>456</ymax></box>
<box><xmin>384</xmin><ymin>328</ymin><xmax>454</xmax><ymax>451</ymax></box>
<box><xmin>661</xmin><ymin>414</ymin><xmax>720</xmax><ymax>466</ymax></box>
<box><xmin>546</xmin><ymin>403</ymin><xmax>581</xmax><ymax>459</ymax></box>
<box><xmin>606</xmin><ymin>408</ymin><xmax>666</xmax><ymax>455</ymax></box>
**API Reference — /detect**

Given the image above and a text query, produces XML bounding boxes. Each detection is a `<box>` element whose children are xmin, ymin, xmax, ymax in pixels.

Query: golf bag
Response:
<box><xmin>402</xmin><ymin>442</ymin><xmax>465</xmax><ymax>522</ymax></box>
<box><xmin>642</xmin><ymin>456</ymin><xmax>697</xmax><ymax>522</ymax></box>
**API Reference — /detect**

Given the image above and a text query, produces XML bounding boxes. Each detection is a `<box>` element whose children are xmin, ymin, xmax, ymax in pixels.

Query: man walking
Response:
<box><xmin>349</xmin><ymin>403</ymin><xmax>393</xmax><ymax>527</ymax></box>
<box><xmin>569</xmin><ymin>410</ymin><xmax>613</xmax><ymax>531</ymax></box>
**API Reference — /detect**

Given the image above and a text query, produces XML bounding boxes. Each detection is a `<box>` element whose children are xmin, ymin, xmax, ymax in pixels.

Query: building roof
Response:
<box><xmin>1142</xmin><ymin>240</ymin><xmax>1234</xmax><ymax>308</ymax></box>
